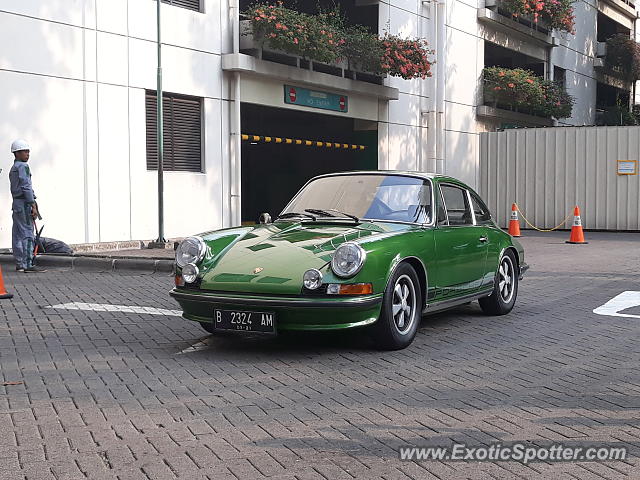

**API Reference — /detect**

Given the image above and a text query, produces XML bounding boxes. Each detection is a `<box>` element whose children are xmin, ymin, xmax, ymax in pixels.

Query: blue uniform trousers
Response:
<box><xmin>12</xmin><ymin>199</ymin><xmax>34</xmax><ymax>269</ymax></box>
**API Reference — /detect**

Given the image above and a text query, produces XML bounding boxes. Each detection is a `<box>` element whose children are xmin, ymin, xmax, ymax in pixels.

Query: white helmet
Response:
<box><xmin>11</xmin><ymin>139</ymin><xmax>30</xmax><ymax>153</ymax></box>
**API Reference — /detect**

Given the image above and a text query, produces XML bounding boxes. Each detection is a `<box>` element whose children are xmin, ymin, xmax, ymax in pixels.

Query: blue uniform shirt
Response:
<box><xmin>9</xmin><ymin>160</ymin><xmax>35</xmax><ymax>203</ymax></box>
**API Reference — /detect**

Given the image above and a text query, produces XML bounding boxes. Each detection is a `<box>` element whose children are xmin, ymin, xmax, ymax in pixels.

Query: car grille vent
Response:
<box><xmin>301</xmin><ymin>285</ymin><xmax>329</xmax><ymax>296</ymax></box>
<box><xmin>183</xmin><ymin>277</ymin><xmax>203</xmax><ymax>290</ymax></box>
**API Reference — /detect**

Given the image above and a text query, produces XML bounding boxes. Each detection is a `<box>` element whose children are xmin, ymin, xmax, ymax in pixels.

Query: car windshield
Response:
<box><xmin>282</xmin><ymin>174</ymin><xmax>433</xmax><ymax>224</ymax></box>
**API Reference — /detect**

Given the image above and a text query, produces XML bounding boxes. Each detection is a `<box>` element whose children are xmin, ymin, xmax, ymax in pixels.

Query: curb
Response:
<box><xmin>0</xmin><ymin>254</ymin><xmax>174</xmax><ymax>274</ymax></box>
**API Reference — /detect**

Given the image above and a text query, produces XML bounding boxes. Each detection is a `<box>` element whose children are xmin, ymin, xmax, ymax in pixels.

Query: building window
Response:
<box><xmin>161</xmin><ymin>0</ymin><xmax>201</xmax><ymax>12</ymax></box>
<box><xmin>146</xmin><ymin>91</ymin><xmax>203</xmax><ymax>172</ymax></box>
<box><xmin>554</xmin><ymin>66</ymin><xmax>566</xmax><ymax>89</ymax></box>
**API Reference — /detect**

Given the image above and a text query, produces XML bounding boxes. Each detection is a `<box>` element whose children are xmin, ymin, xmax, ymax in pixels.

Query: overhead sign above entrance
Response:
<box><xmin>284</xmin><ymin>85</ymin><xmax>348</xmax><ymax>113</ymax></box>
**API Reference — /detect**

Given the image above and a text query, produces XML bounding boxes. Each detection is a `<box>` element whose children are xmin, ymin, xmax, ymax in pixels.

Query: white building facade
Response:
<box><xmin>0</xmin><ymin>0</ymin><xmax>636</xmax><ymax>246</ymax></box>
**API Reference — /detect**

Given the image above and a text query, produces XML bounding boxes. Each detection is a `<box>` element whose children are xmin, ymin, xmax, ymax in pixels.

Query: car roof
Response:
<box><xmin>311</xmin><ymin>170</ymin><xmax>463</xmax><ymax>184</ymax></box>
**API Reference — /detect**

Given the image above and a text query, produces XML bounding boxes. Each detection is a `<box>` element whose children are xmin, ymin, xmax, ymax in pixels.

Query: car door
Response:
<box><xmin>433</xmin><ymin>183</ymin><xmax>489</xmax><ymax>299</ymax></box>
<box><xmin>468</xmin><ymin>189</ymin><xmax>500</xmax><ymax>290</ymax></box>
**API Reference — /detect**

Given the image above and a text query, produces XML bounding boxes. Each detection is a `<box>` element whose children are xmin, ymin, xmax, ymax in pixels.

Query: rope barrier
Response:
<box><xmin>515</xmin><ymin>204</ymin><xmax>573</xmax><ymax>232</ymax></box>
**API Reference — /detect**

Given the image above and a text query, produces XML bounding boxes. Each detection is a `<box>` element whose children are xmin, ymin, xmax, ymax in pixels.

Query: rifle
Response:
<box><xmin>33</xmin><ymin>222</ymin><xmax>44</xmax><ymax>257</ymax></box>
<box><xmin>33</xmin><ymin>201</ymin><xmax>42</xmax><ymax>220</ymax></box>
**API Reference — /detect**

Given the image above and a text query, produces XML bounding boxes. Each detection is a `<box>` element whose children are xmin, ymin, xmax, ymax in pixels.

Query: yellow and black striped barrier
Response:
<box><xmin>241</xmin><ymin>134</ymin><xmax>366</xmax><ymax>150</ymax></box>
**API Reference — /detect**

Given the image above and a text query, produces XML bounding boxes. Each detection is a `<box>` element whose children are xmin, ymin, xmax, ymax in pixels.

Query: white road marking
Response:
<box><xmin>593</xmin><ymin>291</ymin><xmax>640</xmax><ymax>319</ymax></box>
<box><xmin>176</xmin><ymin>338</ymin><xmax>212</xmax><ymax>355</ymax></box>
<box><xmin>47</xmin><ymin>302</ymin><xmax>183</xmax><ymax>317</ymax></box>
<box><xmin>47</xmin><ymin>302</ymin><xmax>213</xmax><ymax>355</ymax></box>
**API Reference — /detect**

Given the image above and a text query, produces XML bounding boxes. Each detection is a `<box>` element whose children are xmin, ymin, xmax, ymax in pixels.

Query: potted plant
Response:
<box><xmin>483</xmin><ymin>66</ymin><xmax>573</xmax><ymax>118</ymax></box>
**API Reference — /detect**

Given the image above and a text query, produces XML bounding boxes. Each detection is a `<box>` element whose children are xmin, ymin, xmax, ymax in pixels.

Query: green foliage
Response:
<box><xmin>605</xmin><ymin>34</ymin><xmax>640</xmax><ymax>82</ymax></box>
<box><xmin>601</xmin><ymin>101</ymin><xmax>638</xmax><ymax>126</ymax></box>
<box><xmin>483</xmin><ymin>66</ymin><xmax>574</xmax><ymax>119</ymax></box>
<box><xmin>341</xmin><ymin>24</ymin><xmax>384</xmax><ymax>74</ymax></box>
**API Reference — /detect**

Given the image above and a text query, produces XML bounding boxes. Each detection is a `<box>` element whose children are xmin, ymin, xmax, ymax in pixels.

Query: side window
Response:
<box><xmin>436</xmin><ymin>186</ymin><xmax>448</xmax><ymax>225</ymax></box>
<box><xmin>469</xmin><ymin>191</ymin><xmax>492</xmax><ymax>224</ymax></box>
<box><xmin>440</xmin><ymin>184</ymin><xmax>473</xmax><ymax>226</ymax></box>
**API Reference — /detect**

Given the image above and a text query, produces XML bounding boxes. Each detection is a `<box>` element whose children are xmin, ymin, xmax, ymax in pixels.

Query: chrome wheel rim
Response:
<box><xmin>391</xmin><ymin>275</ymin><xmax>417</xmax><ymax>335</ymax></box>
<box><xmin>498</xmin><ymin>256</ymin><xmax>515</xmax><ymax>303</ymax></box>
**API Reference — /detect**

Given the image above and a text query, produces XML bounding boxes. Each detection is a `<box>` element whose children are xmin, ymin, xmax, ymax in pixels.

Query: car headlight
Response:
<box><xmin>331</xmin><ymin>242</ymin><xmax>366</xmax><ymax>278</ymax></box>
<box><xmin>303</xmin><ymin>269</ymin><xmax>323</xmax><ymax>290</ymax></box>
<box><xmin>175</xmin><ymin>236</ymin><xmax>207</xmax><ymax>268</ymax></box>
<box><xmin>182</xmin><ymin>263</ymin><xmax>199</xmax><ymax>283</ymax></box>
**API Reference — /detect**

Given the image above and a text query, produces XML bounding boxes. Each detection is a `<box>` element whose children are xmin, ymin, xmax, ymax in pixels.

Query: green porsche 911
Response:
<box><xmin>170</xmin><ymin>171</ymin><xmax>528</xmax><ymax>350</ymax></box>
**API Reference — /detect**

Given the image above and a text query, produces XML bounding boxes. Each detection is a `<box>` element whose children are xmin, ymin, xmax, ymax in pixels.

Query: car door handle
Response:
<box><xmin>479</xmin><ymin>236</ymin><xmax>488</xmax><ymax>243</ymax></box>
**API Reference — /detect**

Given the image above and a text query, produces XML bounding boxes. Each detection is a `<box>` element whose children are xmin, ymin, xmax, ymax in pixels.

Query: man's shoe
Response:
<box><xmin>24</xmin><ymin>266</ymin><xmax>47</xmax><ymax>273</ymax></box>
<box><xmin>15</xmin><ymin>267</ymin><xmax>25</xmax><ymax>272</ymax></box>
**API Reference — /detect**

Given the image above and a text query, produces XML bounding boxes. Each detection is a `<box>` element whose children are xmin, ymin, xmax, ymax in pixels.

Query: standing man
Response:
<box><xmin>9</xmin><ymin>139</ymin><xmax>46</xmax><ymax>273</ymax></box>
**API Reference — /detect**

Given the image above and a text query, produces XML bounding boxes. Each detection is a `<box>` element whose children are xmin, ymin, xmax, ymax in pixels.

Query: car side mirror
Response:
<box><xmin>258</xmin><ymin>212</ymin><xmax>272</xmax><ymax>224</ymax></box>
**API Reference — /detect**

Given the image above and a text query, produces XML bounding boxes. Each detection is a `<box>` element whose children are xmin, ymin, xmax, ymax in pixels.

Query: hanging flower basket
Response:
<box><xmin>499</xmin><ymin>0</ymin><xmax>575</xmax><ymax>34</ymax></box>
<box><xmin>381</xmin><ymin>35</ymin><xmax>433</xmax><ymax>80</ymax></box>
<box><xmin>605</xmin><ymin>34</ymin><xmax>640</xmax><ymax>82</ymax></box>
<box><xmin>246</xmin><ymin>2</ymin><xmax>345</xmax><ymax>64</ymax></box>
<box><xmin>244</xmin><ymin>2</ymin><xmax>433</xmax><ymax>80</ymax></box>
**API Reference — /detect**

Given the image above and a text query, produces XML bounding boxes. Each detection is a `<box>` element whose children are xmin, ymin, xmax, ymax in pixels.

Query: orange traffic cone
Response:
<box><xmin>508</xmin><ymin>203</ymin><xmax>521</xmax><ymax>237</ymax></box>
<box><xmin>566</xmin><ymin>206</ymin><xmax>588</xmax><ymax>244</ymax></box>
<box><xmin>0</xmin><ymin>266</ymin><xmax>13</xmax><ymax>299</ymax></box>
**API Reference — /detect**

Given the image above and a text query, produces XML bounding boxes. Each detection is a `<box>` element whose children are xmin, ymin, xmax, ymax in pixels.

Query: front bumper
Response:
<box><xmin>169</xmin><ymin>288</ymin><xmax>384</xmax><ymax>331</ymax></box>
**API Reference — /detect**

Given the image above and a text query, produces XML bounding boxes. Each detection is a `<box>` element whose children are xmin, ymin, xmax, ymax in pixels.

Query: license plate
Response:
<box><xmin>213</xmin><ymin>309</ymin><xmax>276</xmax><ymax>334</ymax></box>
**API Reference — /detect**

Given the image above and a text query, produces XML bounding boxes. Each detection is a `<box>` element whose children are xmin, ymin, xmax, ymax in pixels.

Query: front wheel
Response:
<box><xmin>372</xmin><ymin>263</ymin><xmax>422</xmax><ymax>350</ymax></box>
<box><xmin>479</xmin><ymin>250</ymin><xmax>518</xmax><ymax>315</ymax></box>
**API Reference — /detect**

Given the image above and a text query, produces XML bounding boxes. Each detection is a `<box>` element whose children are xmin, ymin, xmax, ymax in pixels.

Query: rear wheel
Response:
<box><xmin>479</xmin><ymin>250</ymin><xmax>518</xmax><ymax>315</ymax></box>
<box><xmin>372</xmin><ymin>263</ymin><xmax>422</xmax><ymax>350</ymax></box>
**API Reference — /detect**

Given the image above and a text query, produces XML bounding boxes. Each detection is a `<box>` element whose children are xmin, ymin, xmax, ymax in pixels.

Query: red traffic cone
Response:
<box><xmin>0</xmin><ymin>266</ymin><xmax>13</xmax><ymax>299</ymax></box>
<box><xmin>566</xmin><ymin>206</ymin><xmax>588</xmax><ymax>244</ymax></box>
<box><xmin>508</xmin><ymin>203</ymin><xmax>521</xmax><ymax>237</ymax></box>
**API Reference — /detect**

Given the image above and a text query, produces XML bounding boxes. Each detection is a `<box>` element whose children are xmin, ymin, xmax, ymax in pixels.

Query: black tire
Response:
<box><xmin>479</xmin><ymin>250</ymin><xmax>518</xmax><ymax>315</ymax></box>
<box><xmin>372</xmin><ymin>263</ymin><xmax>423</xmax><ymax>350</ymax></box>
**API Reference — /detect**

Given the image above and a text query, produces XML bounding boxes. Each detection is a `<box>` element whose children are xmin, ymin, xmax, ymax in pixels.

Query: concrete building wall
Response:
<box><xmin>0</xmin><ymin>0</ymin><xmax>228</xmax><ymax>247</ymax></box>
<box><xmin>0</xmin><ymin>0</ymin><xmax>636</xmax><ymax>247</ymax></box>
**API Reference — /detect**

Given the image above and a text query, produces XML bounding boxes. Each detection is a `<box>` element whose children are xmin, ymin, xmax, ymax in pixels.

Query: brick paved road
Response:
<box><xmin>1</xmin><ymin>231</ymin><xmax>639</xmax><ymax>479</ymax></box>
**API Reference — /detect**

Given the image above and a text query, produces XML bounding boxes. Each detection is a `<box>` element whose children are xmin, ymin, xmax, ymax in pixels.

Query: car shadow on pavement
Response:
<box><xmin>175</xmin><ymin>303</ymin><xmax>491</xmax><ymax>357</ymax></box>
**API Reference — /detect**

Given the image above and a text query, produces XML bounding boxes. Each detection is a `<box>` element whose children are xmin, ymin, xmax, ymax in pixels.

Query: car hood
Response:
<box><xmin>198</xmin><ymin>221</ymin><xmax>405</xmax><ymax>294</ymax></box>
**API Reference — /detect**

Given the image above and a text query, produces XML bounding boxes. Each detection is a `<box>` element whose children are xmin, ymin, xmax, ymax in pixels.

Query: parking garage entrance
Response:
<box><xmin>240</xmin><ymin>103</ymin><xmax>378</xmax><ymax>224</ymax></box>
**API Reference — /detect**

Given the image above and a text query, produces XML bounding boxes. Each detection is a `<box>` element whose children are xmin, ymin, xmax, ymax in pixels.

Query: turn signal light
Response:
<box><xmin>327</xmin><ymin>283</ymin><xmax>373</xmax><ymax>295</ymax></box>
<box><xmin>175</xmin><ymin>274</ymin><xmax>185</xmax><ymax>287</ymax></box>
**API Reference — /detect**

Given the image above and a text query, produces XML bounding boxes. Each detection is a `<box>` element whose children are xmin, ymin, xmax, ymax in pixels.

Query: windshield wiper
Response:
<box><xmin>304</xmin><ymin>208</ymin><xmax>336</xmax><ymax>217</ymax></box>
<box><xmin>278</xmin><ymin>212</ymin><xmax>316</xmax><ymax>221</ymax></box>
<box><xmin>325</xmin><ymin>209</ymin><xmax>360</xmax><ymax>223</ymax></box>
